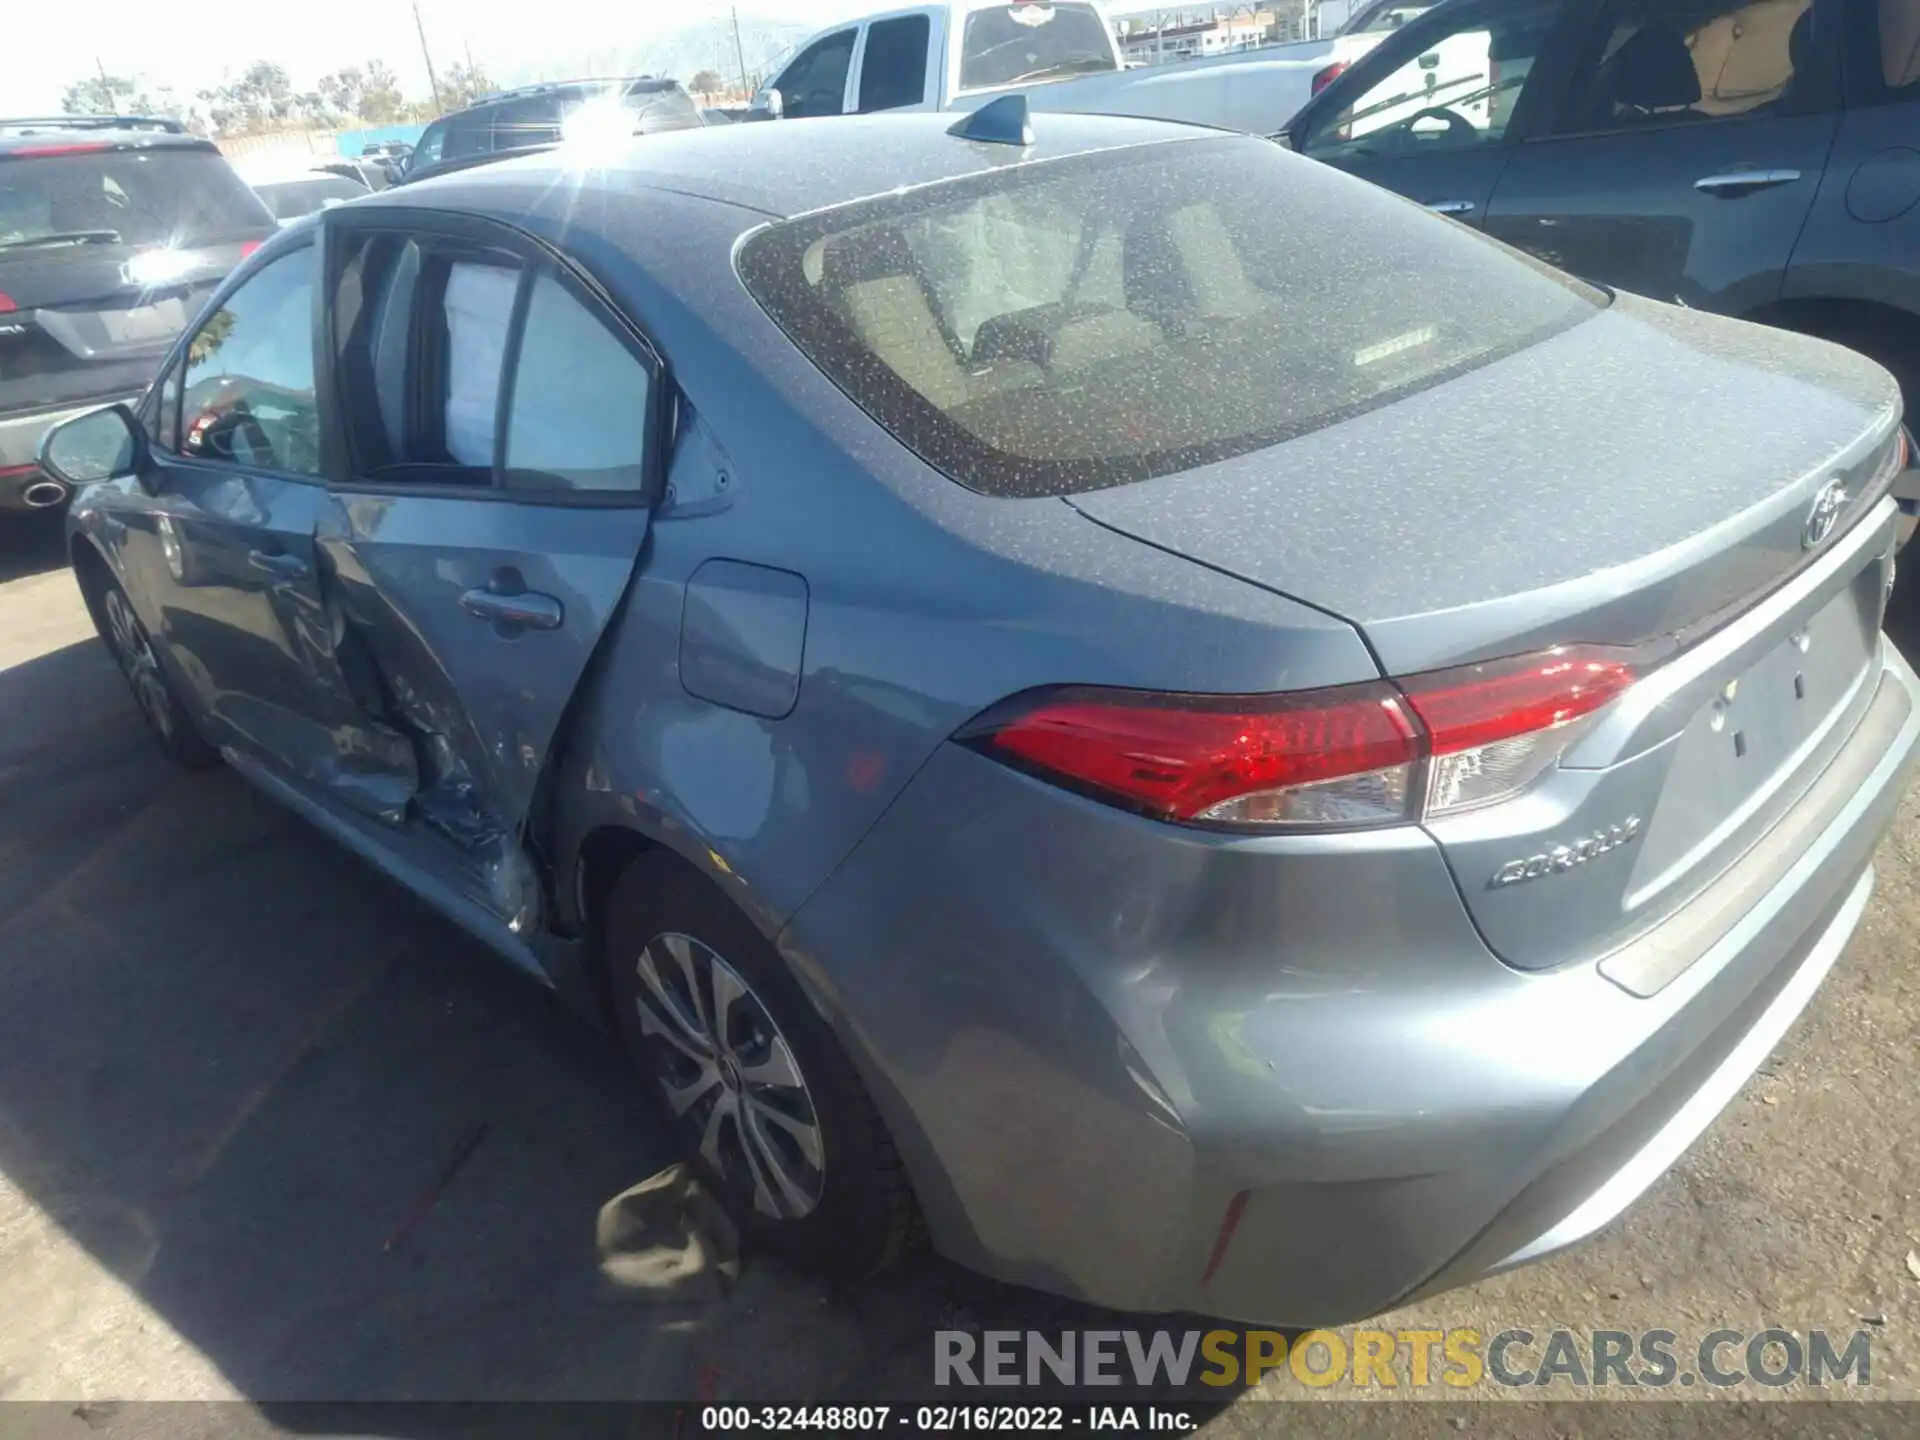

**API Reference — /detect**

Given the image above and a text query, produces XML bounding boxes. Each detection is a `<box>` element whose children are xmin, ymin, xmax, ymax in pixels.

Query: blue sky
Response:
<box><xmin>14</xmin><ymin>0</ymin><xmax>848</xmax><ymax>116</ymax></box>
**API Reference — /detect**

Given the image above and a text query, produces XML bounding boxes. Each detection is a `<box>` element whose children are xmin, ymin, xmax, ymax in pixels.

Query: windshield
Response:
<box><xmin>738</xmin><ymin>136</ymin><xmax>1604</xmax><ymax>499</ymax></box>
<box><xmin>255</xmin><ymin>175</ymin><xmax>368</xmax><ymax>221</ymax></box>
<box><xmin>0</xmin><ymin>146</ymin><xmax>272</xmax><ymax>255</ymax></box>
<box><xmin>959</xmin><ymin>3</ymin><xmax>1119</xmax><ymax>89</ymax></box>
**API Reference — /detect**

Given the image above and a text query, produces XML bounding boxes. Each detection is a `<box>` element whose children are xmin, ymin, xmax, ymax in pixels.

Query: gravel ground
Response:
<box><xmin>1</xmin><ymin>510</ymin><xmax>1916</xmax><ymax>1432</ymax></box>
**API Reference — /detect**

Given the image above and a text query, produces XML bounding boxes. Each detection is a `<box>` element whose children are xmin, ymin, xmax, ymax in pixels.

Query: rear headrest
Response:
<box><xmin>1609</xmin><ymin>25</ymin><xmax>1703</xmax><ymax>110</ymax></box>
<box><xmin>819</xmin><ymin>225</ymin><xmax>919</xmax><ymax>292</ymax></box>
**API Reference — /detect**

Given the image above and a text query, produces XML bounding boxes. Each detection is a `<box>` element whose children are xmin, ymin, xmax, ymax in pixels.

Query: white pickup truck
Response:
<box><xmin>749</xmin><ymin>0</ymin><xmax>1396</xmax><ymax>139</ymax></box>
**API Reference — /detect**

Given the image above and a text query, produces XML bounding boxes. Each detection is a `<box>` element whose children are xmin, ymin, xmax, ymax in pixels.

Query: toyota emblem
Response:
<box><xmin>1803</xmin><ymin>479</ymin><xmax>1847</xmax><ymax>550</ymax></box>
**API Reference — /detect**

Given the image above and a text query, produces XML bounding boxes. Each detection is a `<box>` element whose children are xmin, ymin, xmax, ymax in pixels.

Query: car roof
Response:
<box><xmin>384</xmin><ymin>109</ymin><xmax>1216</xmax><ymax>222</ymax></box>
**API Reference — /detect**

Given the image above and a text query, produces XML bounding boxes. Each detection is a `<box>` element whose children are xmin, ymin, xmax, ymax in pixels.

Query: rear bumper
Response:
<box><xmin>782</xmin><ymin>642</ymin><xmax>1920</xmax><ymax>1325</ymax></box>
<box><xmin>0</xmin><ymin>396</ymin><xmax>142</xmax><ymax>510</ymax></box>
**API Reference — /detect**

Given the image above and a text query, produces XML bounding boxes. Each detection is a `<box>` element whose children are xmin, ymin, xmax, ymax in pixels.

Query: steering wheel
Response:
<box><xmin>1393</xmin><ymin>105</ymin><xmax>1479</xmax><ymax>149</ymax></box>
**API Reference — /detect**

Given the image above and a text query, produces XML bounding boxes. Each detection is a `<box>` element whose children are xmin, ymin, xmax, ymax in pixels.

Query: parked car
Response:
<box><xmin>39</xmin><ymin>107</ymin><xmax>1918</xmax><ymax>1323</ymax></box>
<box><xmin>236</xmin><ymin>158</ymin><xmax>374</xmax><ymax>224</ymax></box>
<box><xmin>0</xmin><ymin>119</ymin><xmax>275</xmax><ymax>512</ymax></box>
<box><xmin>748</xmin><ymin>0</ymin><xmax>1388</xmax><ymax>137</ymax></box>
<box><xmin>1284</xmin><ymin>0</ymin><xmax>1920</xmax><ymax>534</ymax></box>
<box><xmin>401</xmin><ymin>77</ymin><xmax>705</xmax><ymax>184</ymax></box>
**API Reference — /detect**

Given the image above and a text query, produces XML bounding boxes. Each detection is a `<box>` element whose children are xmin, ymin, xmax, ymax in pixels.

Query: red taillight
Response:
<box><xmin>239</xmin><ymin>239</ymin><xmax>263</xmax><ymax>259</ymax></box>
<box><xmin>14</xmin><ymin>142</ymin><xmax>111</xmax><ymax>157</ymax></box>
<box><xmin>1310</xmin><ymin>59</ymin><xmax>1349</xmax><ymax>96</ymax></box>
<box><xmin>1401</xmin><ymin>649</ymin><xmax>1637</xmax><ymax>756</ymax></box>
<box><xmin>966</xmin><ymin>682</ymin><xmax>1421</xmax><ymax>827</ymax></box>
<box><xmin>0</xmin><ymin>291</ymin><xmax>14</xmax><ymax>313</ymax></box>
<box><xmin>964</xmin><ymin>646</ymin><xmax>1639</xmax><ymax>831</ymax></box>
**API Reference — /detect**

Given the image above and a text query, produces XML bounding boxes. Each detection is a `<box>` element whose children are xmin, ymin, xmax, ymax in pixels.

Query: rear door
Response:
<box><xmin>313</xmin><ymin>208</ymin><xmax>659</xmax><ymax>863</ymax></box>
<box><xmin>1482</xmin><ymin>0</ymin><xmax>1847</xmax><ymax>310</ymax></box>
<box><xmin>1290</xmin><ymin>0</ymin><xmax>1582</xmax><ymax>226</ymax></box>
<box><xmin>854</xmin><ymin>11</ymin><xmax>940</xmax><ymax>112</ymax></box>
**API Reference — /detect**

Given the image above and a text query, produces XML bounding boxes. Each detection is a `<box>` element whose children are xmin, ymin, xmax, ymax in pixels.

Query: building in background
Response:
<box><xmin>1109</xmin><ymin>0</ymin><xmax>1357</xmax><ymax>59</ymax></box>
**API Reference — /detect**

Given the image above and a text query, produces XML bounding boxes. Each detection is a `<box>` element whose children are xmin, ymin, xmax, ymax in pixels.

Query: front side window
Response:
<box><xmin>780</xmin><ymin>29</ymin><xmax>857</xmax><ymax>116</ymax></box>
<box><xmin>180</xmin><ymin>247</ymin><xmax>320</xmax><ymax>476</ymax></box>
<box><xmin>412</xmin><ymin>122</ymin><xmax>447</xmax><ymax>169</ymax></box>
<box><xmin>503</xmin><ymin>271</ymin><xmax>654</xmax><ymax>493</ymax></box>
<box><xmin>957</xmin><ymin>3</ymin><xmax>1117</xmax><ymax>90</ymax></box>
<box><xmin>739</xmin><ymin>136</ymin><xmax>1603</xmax><ymax>499</ymax></box>
<box><xmin>1551</xmin><ymin>0</ymin><xmax>1819</xmax><ymax>133</ymax></box>
<box><xmin>860</xmin><ymin>15</ymin><xmax>933</xmax><ymax>110</ymax></box>
<box><xmin>1302</xmin><ymin>0</ymin><xmax>1564</xmax><ymax>157</ymax></box>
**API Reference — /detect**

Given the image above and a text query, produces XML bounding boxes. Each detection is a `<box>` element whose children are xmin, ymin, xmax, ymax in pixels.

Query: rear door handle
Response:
<box><xmin>247</xmin><ymin>549</ymin><xmax>310</xmax><ymax>582</ymax></box>
<box><xmin>1694</xmin><ymin>168</ymin><xmax>1801</xmax><ymax>196</ymax></box>
<box><xmin>1426</xmin><ymin>199</ymin><xmax>1476</xmax><ymax>215</ymax></box>
<box><xmin>460</xmin><ymin>586</ymin><xmax>564</xmax><ymax>631</ymax></box>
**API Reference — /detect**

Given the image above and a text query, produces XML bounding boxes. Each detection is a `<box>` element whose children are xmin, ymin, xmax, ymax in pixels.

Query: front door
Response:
<box><xmin>1291</xmin><ymin>0</ymin><xmax>1583</xmax><ymax>226</ymax></box>
<box><xmin>310</xmin><ymin>213</ymin><xmax>659</xmax><ymax>921</ymax></box>
<box><xmin>145</xmin><ymin>240</ymin><xmax>415</xmax><ymax>814</ymax></box>
<box><xmin>1482</xmin><ymin>0</ymin><xmax>1846</xmax><ymax>310</ymax></box>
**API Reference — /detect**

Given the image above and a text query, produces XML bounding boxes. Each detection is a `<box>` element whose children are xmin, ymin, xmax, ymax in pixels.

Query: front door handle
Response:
<box><xmin>460</xmin><ymin>586</ymin><xmax>564</xmax><ymax>631</ymax></box>
<box><xmin>1694</xmin><ymin>168</ymin><xmax>1801</xmax><ymax>196</ymax></box>
<box><xmin>1426</xmin><ymin>199</ymin><xmax>1476</xmax><ymax>215</ymax></box>
<box><xmin>247</xmin><ymin>549</ymin><xmax>310</xmax><ymax>582</ymax></box>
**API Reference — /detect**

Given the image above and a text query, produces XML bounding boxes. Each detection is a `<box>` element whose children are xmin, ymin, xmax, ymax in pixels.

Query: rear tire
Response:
<box><xmin>90</xmin><ymin>569</ymin><xmax>220</xmax><ymax>770</ymax></box>
<box><xmin>603</xmin><ymin>850</ymin><xmax>919</xmax><ymax>1280</ymax></box>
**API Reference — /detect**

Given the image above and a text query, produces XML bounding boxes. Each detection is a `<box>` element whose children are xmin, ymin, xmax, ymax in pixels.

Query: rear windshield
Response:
<box><xmin>737</xmin><ymin>136</ymin><xmax>1604</xmax><ymax>499</ymax></box>
<box><xmin>0</xmin><ymin>146</ymin><xmax>272</xmax><ymax>257</ymax></box>
<box><xmin>255</xmin><ymin>175</ymin><xmax>367</xmax><ymax>220</ymax></box>
<box><xmin>958</xmin><ymin>3</ymin><xmax>1119</xmax><ymax>89</ymax></box>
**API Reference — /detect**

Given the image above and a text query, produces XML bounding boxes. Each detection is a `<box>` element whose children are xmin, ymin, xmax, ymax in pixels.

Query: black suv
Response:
<box><xmin>0</xmin><ymin>116</ymin><xmax>277</xmax><ymax>510</ymax></box>
<box><xmin>401</xmin><ymin>78</ymin><xmax>705</xmax><ymax>184</ymax></box>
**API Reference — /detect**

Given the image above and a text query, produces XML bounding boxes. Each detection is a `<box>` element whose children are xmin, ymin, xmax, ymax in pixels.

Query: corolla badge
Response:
<box><xmin>1803</xmin><ymin>479</ymin><xmax>1848</xmax><ymax>550</ymax></box>
<box><xmin>1489</xmin><ymin>816</ymin><xmax>1641</xmax><ymax>889</ymax></box>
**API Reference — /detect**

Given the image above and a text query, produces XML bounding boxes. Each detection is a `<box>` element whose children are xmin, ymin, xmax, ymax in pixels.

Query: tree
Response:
<box><xmin>358</xmin><ymin>60</ymin><xmax>407</xmax><ymax>123</ymax></box>
<box><xmin>61</xmin><ymin>71</ymin><xmax>173</xmax><ymax>118</ymax></box>
<box><xmin>316</xmin><ymin>66</ymin><xmax>366</xmax><ymax>120</ymax></box>
<box><xmin>198</xmin><ymin>60</ymin><xmax>297</xmax><ymax>134</ymax></box>
<box><xmin>437</xmin><ymin>60</ymin><xmax>495</xmax><ymax>111</ymax></box>
<box><xmin>689</xmin><ymin>69</ymin><xmax>723</xmax><ymax>96</ymax></box>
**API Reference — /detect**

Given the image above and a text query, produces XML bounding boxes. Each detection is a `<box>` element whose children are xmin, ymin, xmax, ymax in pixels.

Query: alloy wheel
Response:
<box><xmin>631</xmin><ymin>931</ymin><xmax>826</xmax><ymax>1219</ymax></box>
<box><xmin>103</xmin><ymin>589</ymin><xmax>175</xmax><ymax>740</ymax></box>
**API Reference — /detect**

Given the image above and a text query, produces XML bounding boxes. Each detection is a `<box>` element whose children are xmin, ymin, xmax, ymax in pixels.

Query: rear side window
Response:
<box><xmin>738</xmin><ymin>137</ymin><xmax>1603</xmax><ymax>499</ymax></box>
<box><xmin>504</xmin><ymin>271</ymin><xmax>655</xmax><ymax>492</ymax></box>
<box><xmin>1883</xmin><ymin>0</ymin><xmax>1920</xmax><ymax>88</ymax></box>
<box><xmin>412</xmin><ymin>122</ymin><xmax>447</xmax><ymax>168</ymax></box>
<box><xmin>861</xmin><ymin>15</ymin><xmax>933</xmax><ymax>110</ymax></box>
<box><xmin>957</xmin><ymin>3</ymin><xmax>1118</xmax><ymax>90</ymax></box>
<box><xmin>0</xmin><ymin>147</ymin><xmax>271</xmax><ymax>254</ymax></box>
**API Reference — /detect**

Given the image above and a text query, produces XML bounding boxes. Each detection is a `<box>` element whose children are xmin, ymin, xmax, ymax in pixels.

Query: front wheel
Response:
<box><xmin>95</xmin><ymin>573</ymin><xmax>220</xmax><ymax>769</ymax></box>
<box><xmin>604</xmin><ymin>851</ymin><xmax>919</xmax><ymax>1279</ymax></box>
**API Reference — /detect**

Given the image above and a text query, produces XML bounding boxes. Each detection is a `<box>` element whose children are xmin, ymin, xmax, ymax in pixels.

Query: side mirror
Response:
<box><xmin>38</xmin><ymin>403</ymin><xmax>148</xmax><ymax>490</ymax></box>
<box><xmin>756</xmin><ymin>87</ymin><xmax>785</xmax><ymax>119</ymax></box>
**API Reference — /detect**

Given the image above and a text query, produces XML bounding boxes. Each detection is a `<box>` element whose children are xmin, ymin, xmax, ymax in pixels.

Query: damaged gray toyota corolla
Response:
<box><xmin>43</xmin><ymin>110</ymin><xmax>1920</xmax><ymax>1325</ymax></box>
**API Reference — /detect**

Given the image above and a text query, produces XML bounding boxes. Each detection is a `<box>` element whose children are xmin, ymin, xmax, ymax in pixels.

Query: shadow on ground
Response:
<box><xmin>0</xmin><ymin>636</ymin><xmax>1232</xmax><ymax>1416</ymax></box>
<box><xmin>0</xmin><ymin>511</ymin><xmax>67</xmax><ymax>585</ymax></box>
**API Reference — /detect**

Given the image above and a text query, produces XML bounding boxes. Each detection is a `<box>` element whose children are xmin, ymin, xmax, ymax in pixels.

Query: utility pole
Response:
<box><xmin>413</xmin><ymin>0</ymin><xmax>445</xmax><ymax>115</ymax></box>
<box><xmin>731</xmin><ymin>6</ymin><xmax>751</xmax><ymax>97</ymax></box>
<box><xmin>96</xmin><ymin>57</ymin><xmax>118</xmax><ymax>114</ymax></box>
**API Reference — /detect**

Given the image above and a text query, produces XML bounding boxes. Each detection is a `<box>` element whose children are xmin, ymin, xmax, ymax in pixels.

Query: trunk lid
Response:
<box><xmin>1069</xmin><ymin>297</ymin><xmax>1905</xmax><ymax>970</ymax></box>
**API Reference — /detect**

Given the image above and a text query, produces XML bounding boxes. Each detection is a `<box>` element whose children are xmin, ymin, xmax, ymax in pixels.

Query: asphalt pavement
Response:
<box><xmin>1</xmin><ymin>510</ymin><xmax>1917</xmax><ymax>1428</ymax></box>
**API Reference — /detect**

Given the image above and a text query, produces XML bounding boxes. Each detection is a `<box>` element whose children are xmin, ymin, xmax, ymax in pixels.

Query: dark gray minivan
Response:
<box><xmin>1287</xmin><ymin>0</ymin><xmax>1920</xmax><ymax>416</ymax></box>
